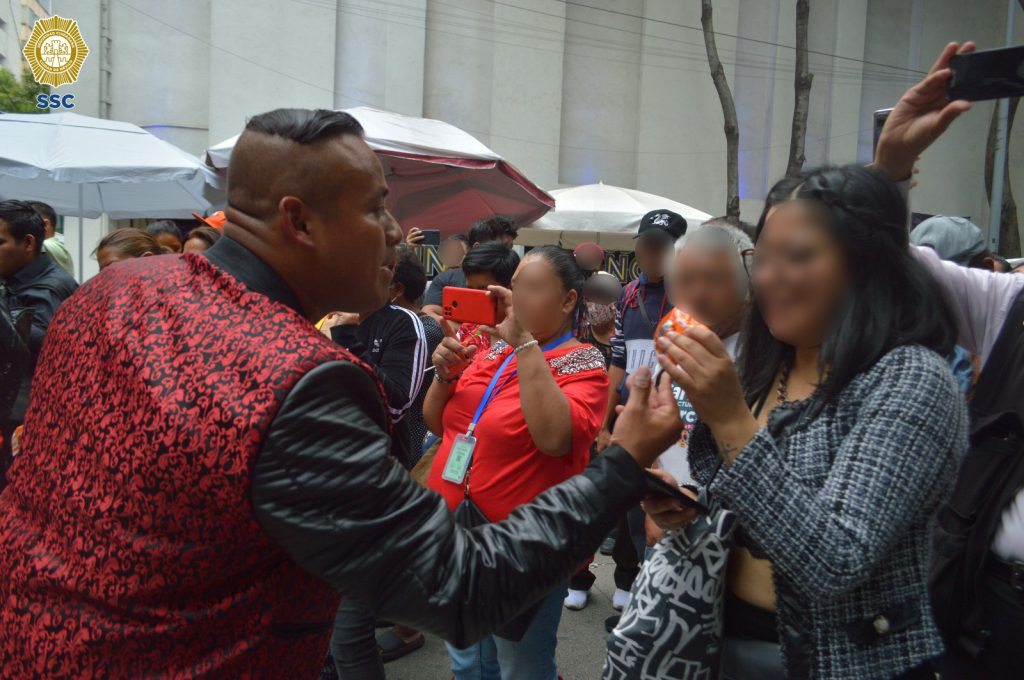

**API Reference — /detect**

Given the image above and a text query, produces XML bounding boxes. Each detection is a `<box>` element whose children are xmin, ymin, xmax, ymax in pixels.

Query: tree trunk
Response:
<box><xmin>700</xmin><ymin>0</ymin><xmax>740</xmax><ymax>220</ymax></box>
<box><xmin>984</xmin><ymin>97</ymin><xmax>1020</xmax><ymax>258</ymax></box>
<box><xmin>786</xmin><ymin>0</ymin><xmax>813</xmax><ymax>177</ymax></box>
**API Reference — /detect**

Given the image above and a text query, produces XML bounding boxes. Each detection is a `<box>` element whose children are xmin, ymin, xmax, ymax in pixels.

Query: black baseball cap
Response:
<box><xmin>634</xmin><ymin>209</ymin><xmax>687</xmax><ymax>244</ymax></box>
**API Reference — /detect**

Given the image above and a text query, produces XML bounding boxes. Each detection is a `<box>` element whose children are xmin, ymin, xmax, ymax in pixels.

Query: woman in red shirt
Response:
<box><xmin>425</xmin><ymin>246</ymin><xmax>608</xmax><ymax>680</ymax></box>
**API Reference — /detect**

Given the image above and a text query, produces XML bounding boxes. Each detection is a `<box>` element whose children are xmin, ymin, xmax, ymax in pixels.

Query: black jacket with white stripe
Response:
<box><xmin>332</xmin><ymin>304</ymin><xmax>428</xmax><ymax>468</ymax></box>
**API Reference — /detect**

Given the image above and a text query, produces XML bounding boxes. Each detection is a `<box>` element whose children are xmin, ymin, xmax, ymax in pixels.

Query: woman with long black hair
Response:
<box><xmin>648</xmin><ymin>164</ymin><xmax>967</xmax><ymax>679</ymax></box>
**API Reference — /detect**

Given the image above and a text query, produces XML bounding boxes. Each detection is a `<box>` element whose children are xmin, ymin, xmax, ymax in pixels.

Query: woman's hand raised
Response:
<box><xmin>656</xmin><ymin>326</ymin><xmax>759</xmax><ymax>465</ymax></box>
<box><xmin>432</xmin><ymin>336</ymin><xmax>477</xmax><ymax>381</ymax></box>
<box><xmin>609</xmin><ymin>366</ymin><xmax>683</xmax><ymax>468</ymax></box>
<box><xmin>479</xmin><ymin>285</ymin><xmax>534</xmax><ymax>348</ymax></box>
<box><xmin>874</xmin><ymin>41</ymin><xmax>975</xmax><ymax>182</ymax></box>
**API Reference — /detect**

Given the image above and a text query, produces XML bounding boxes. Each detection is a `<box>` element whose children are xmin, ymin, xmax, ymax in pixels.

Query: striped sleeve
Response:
<box><xmin>381</xmin><ymin>305</ymin><xmax>428</xmax><ymax>423</ymax></box>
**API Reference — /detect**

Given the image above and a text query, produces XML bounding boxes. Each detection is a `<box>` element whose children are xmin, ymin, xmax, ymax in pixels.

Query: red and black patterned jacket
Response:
<box><xmin>0</xmin><ymin>237</ymin><xmax>646</xmax><ymax>678</ymax></box>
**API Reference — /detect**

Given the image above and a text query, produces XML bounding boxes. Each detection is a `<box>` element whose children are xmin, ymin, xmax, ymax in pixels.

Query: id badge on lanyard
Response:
<box><xmin>441</xmin><ymin>332</ymin><xmax>573</xmax><ymax>487</ymax></box>
<box><xmin>441</xmin><ymin>433</ymin><xmax>477</xmax><ymax>484</ymax></box>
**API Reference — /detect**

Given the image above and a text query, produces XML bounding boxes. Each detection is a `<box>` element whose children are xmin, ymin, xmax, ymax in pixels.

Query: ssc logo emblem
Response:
<box><xmin>23</xmin><ymin>15</ymin><xmax>90</xmax><ymax>88</ymax></box>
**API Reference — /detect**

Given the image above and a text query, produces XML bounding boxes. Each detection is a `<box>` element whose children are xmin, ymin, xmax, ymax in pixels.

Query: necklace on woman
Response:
<box><xmin>777</xmin><ymin>362</ymin><xmax>794</xmax><ymax>405</ymax></box>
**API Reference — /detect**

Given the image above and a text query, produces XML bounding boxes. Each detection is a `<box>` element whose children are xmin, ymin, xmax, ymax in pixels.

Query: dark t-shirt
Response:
<box><xmin>423</xmin><ymin>268</ymin><xmax>466</xmax><ymax>307</ymax></box>
<box><xmin>584</xmin><ymin>329</ymin><xmax>614</xmax><ymax>368</ymax></box>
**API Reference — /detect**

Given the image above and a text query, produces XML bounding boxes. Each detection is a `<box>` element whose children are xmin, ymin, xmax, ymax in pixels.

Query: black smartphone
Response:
<box><xmin>643</xmin><ymin>470</ymin><xmax>708</xmax><ymax>513</ymax></box>
<box><xmin>949</xmin><ymin>45</ymin><xmax>1024</xmax><ymax>102</ymax></box>
<box><xmin>420</xmin><ymin>229</ymin><xmax>441</xmax><ymax>247</ymax></box>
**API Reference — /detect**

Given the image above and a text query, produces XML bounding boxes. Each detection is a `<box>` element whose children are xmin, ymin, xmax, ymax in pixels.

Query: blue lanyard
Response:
<box><xmin>467</xmin><ymin>332</ymin><xmax>573</xmax><ymax>435</ymax></box>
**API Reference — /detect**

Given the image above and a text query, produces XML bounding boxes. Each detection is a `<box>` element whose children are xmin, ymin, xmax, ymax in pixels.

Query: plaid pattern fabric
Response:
<box><xmin>689</xmin><ymin>344</ymin><xmax>968</xmax><ymax>679</ymax></box>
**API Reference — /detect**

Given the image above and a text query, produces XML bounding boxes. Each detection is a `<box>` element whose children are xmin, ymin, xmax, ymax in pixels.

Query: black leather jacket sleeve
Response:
<box><xmin>251</xmin><ymin>360</ymin><xmax>644</xmax><ymax>647</ymax></box>
<box><xmin>0</xmin><ymin>289</ymin><xmax>30</xmax><ymax>421</ymax></box>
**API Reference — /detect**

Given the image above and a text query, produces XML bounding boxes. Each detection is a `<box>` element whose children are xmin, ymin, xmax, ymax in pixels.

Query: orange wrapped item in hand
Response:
<box><xmin>655</xmin><ymin>309</ymin><xmax>704</xmax><ymax>346</ymax></box>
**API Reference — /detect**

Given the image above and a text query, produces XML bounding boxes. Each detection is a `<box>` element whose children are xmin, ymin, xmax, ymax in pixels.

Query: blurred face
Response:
<box><xmin>510</xmin><ymin>254</ymin><xmax>576</xmax><ymax>338</ymax></box>
<box><xmin>0</xmin><ymin>221</ymin><xmax>36</xmax><ymax>279</ymax></box>
<box><xmin>574</xmin><ymin>248</ymin><xmax>604</xmax><ymax>273</ymax></box>
<box><xmin>183</xmin><ymin>236</ymin><xmax>210</xmax><ymax>254</ymax></box>
<box><xmin>669</xmin><ymin>247</ymin><xmax>745</xmax><ymax>337</ymax></box>
<box><xmin>155</xmin><ymin>233</ymin><xmax>183</xmax><ymax>253</ymax></box>
<box><xmin>96</xmin><ymin>246</ymin><xmax>153</xmax><ymax>271</ymax></box>
<box><xmin>634</xmin><ymin>235</ymin><xmax>670</xmax><ymax>280</ymax></box>
<box><xmin>440</xmin><ymin>238</ymin><xmax>467</xmax><ymax>268</ymax></box>
<box><xmin>751</xmin><ymin>201</ymin><xmax>847</xmax><ymax>348</ymax></box>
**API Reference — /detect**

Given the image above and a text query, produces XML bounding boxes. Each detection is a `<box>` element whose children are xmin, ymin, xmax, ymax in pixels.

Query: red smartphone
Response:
<box><xmin>443</xmin><ymin>287</ymin><xmax>503</xmax><ymax>326</ymax></box>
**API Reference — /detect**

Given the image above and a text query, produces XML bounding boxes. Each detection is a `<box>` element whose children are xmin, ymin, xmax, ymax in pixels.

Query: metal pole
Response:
<box><xmin>988</xmin><ymin>0</ymin><xmax>1018</xmax><ymax>253</ymax></box>
<box><xmin>78</xmin><ymin>184</ymin><xmax>84</xmax><ymax>284</ymax></box>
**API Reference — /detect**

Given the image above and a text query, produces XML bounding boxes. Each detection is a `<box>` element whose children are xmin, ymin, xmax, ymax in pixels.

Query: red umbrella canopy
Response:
<box><xmin>205</xmin><ymin>107</ymin><xmax>554</xmax><ymax>239</ymax></box>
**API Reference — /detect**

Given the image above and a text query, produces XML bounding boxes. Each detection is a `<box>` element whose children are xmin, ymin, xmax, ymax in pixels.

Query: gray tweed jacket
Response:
<box><xmin>689</xmin><ymin>344</ymin><xmax>968</xmax><ymax>680</ymax></box>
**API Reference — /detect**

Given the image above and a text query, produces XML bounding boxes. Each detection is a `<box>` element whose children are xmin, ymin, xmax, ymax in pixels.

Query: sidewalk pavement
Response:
<box><xmin>387</xmin><ymin>551</ymin><xmax>619</xmax><ymax>679</ymax></box>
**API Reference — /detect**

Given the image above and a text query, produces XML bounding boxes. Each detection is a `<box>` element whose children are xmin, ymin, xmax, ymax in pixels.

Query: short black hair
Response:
<box><xmin>0</xmin><ymin>199</ymin><xmax>46</xmax><ymax>254</ymax></box>
<box><xmin>245</xmin><ymin>108</ymin><xmax>364</xmax><ymax>145</ymax></box>
<box><xmin>467</xmin><ymin>215</ymin><xmax>519</xmax><ymax>246</ymax></box>
<box><xmin>186</xmin><ymin>225</ymin><xmax>221</xmax><ymax>249</ymax></box>
<box><xmin>393</xmin><ymin>247</ymin><xmax>427</xmax><ymax>301</ymax></box>
<box><xmin>25</xmin><ymin>200</ymin><xmax>57</xmax><ymax>228</ymax></box>
<box><xmin>461</xmin><ymin>242</ymin><xmax>520</xmax><ymax>287</ymax></box>
<box><xmin>146</xmin><ymin>220</ymin><xmax>182</xmax><ymax>241</ymax></box>
<box><xmin>449</xmin><ymin>234</ymin><xmax>469</xmax><ymax>245</ymax></box>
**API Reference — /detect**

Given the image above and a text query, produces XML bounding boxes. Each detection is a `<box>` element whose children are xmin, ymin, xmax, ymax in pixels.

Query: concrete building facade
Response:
<box><xmin>24</xmin><ymin>0</ymin><xmax>1024</xmax><ymax>279</ymax></box>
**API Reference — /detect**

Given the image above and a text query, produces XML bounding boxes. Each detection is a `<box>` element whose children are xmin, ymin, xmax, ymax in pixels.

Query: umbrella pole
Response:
<box><xmin>78</xmin><ymin>184</ymin><xmax>84</xmax><ymax>284</ymax></box>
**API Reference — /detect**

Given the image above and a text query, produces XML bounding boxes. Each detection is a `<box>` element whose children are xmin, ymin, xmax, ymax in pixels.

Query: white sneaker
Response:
<box><xmin>612</xmin><ymin>588</ymin><xmax>630</xmax><ymax>611</ymax></box>
<box><xmin>563</xmin><ymin>588</ymin><xmax>589</xmax><ymax>611</ymax></box>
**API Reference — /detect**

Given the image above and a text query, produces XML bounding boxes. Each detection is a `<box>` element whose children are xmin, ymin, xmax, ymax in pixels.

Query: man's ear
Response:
<box><xmin>22</xmin><ymin>233</ymin><xmax>37</xmax><ymax>254</ymax></box>
<box><xmin>981</xmin><ymin>256</ymin><xmax>997</xmax><ymax>272</ymax></box>
<box><xmin>141</xmin><ymin>251</ymin><xmax>154</xmax><ymax>258</ymax></box>
<box><xmin>278</xmin><ymin>196</ymin><xmax>315</xmax><ymax>249</ymax></box>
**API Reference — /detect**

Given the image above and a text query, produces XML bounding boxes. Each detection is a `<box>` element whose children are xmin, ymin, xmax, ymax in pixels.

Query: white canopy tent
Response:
<box><xmin>205</xmin><ymin>105</ymin><xmax>504</xmax><ymax>168</ymax></box>
<box><xmin>522</xmin><ymin>182</ymin><xmax>713</xmax><ymax>251</ymax></box>
<box><xmin>0</xmin><ymin>112</ymin><xmax>224</xmax><ymax>281</ymax></box>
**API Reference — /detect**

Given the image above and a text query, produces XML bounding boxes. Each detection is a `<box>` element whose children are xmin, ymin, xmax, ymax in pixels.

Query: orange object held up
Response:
<box><xmin>655</xmin><ymin>309</ymin><xmax>703</xmax><ymax>345</ymax></box>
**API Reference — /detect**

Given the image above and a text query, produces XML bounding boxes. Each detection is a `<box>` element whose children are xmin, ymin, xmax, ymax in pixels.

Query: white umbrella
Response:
<box><xmin>0</xmin><ymin>112</ymin><xmax>224</xmax><ymax>280</ymax></box>
<box><xmin>531</xmin><ymin>182</ymin><xmax>713</xmax><ymax>233</ymax></box>
<box><xmin>205</xmin><ymin>107</ymin><xmax>553</xmax><ymax>237</ymax></box>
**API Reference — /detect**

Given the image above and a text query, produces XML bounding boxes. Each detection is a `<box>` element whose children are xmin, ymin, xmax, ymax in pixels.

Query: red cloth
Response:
<box><xmin>0</xmin><ymin>254</ymin><xmax>385</xmax><ymax>678</ymax></box>
<box><xmin>457</xmin><ymin>322</ymin><xmax>491</xmax><ymax>352</ymax></box>
<box><xmin>428</xmin><ymin>341</ymin><xmax>608</xmax><ymax>521</ymax></box>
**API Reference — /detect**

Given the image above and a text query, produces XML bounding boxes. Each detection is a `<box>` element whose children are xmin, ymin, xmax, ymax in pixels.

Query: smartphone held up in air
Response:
<box><xmin>419</xmin><ymin>229</ymin><xmax>442</xmax><ymax>247</ymax></box>
<box><xmin>948</xmin><ymin>45</ymin><xmax>1024</xmax><ymax>102</ymax></box>
<box><xmin>442</xmin><ymin>287</ymin><xmax>504</xmax><ymax>327</ymax></box>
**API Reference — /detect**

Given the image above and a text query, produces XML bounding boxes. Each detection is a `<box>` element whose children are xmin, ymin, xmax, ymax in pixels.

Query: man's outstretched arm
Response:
<box><xmin>252</xmin><ymin>361</ymin><xmax>677</xmax><ymax>647</ymax></box>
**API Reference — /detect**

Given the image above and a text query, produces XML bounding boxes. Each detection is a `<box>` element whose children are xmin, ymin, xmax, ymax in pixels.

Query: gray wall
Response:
<box><xmin>48</xmin><ymin>0</ymin><xmax>1024</xmax><ymax>249</ymax></box>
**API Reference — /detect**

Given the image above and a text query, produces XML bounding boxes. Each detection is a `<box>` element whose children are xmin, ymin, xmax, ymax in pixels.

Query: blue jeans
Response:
<box><xmin>446</xmin><ymin>586</ymin><xmax>566</xmax><ymax>680</ymax></box>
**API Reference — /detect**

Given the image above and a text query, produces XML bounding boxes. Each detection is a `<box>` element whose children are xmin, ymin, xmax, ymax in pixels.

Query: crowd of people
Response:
<box><xmin>0</xmin><ymin>41</ymin><xmax>1023</xmax><ymax>680</ymax></box>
